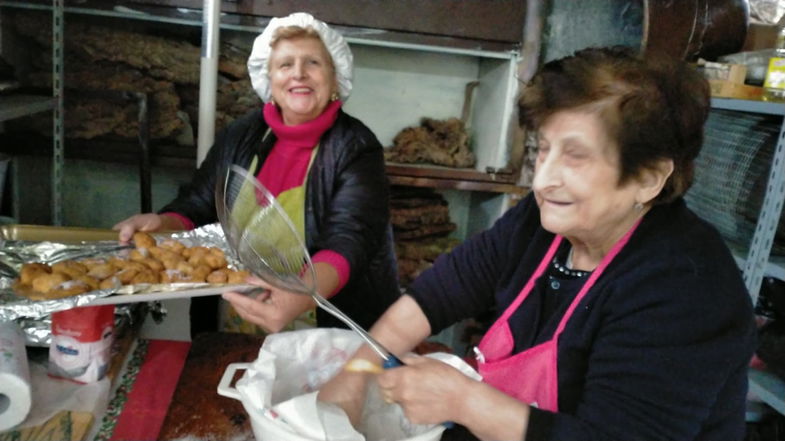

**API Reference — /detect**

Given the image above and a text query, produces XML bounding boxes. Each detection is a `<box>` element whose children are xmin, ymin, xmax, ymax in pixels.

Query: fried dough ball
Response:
<box><xmin>116</xmin><ymin>268</ymin><xmax>139</xmax><ymax>284</ymax></box>
<box><xmin>108</xmin><ymin>257</ymin><xmax>129</xmax><ymax>269</ymax></box>
<box><xmin>132</xmin><ymin>270</ymin><xmax>159</xmax><ymax>284</ymax></box>
<box><xmin>99</xmin><ymin>276</ymin><xmax>121</xmax><ymax>290</ymax></box>
<box><xmin>206</xmin><ymin>268</ymin><xmax>230</xmax><ymax>283</ymax></box>
<box><xmin>204</xmin><ymin>252</ymin><xmax>227</xmax><ymax>270</ymax></box>
<box><xmin>176</xmin><ymin>261</ymin><xmax>195</xmax><ymax>274</ymax></box>
<box><xmin>141</xmin><ymin>257</ymin><xmax>164</xmax><ymax>272</ymax></box>
<box><xmin>78</xmin><ymin>258</ymin><xmax>107</xmax><ymax>268</ymax></box>
<box><xmin>159</xmin><ymin>239</ymin><xmax>186</xmax><ymax>255</ymax></box>
<box><xmin>227</xmin><ymin>270</ymin><xmax>251</xmax><ymax>284</ymax></box>
<box><xmin>184</xmin><ymin>246</ymin><xmax>209</xmax><ymax>261</ymax></box>
<box><xmin>87</xmin><ymin>263</ymin><xmax>116</xmax><ymax>280</ymax></box>
<box><xmin>129</xmin><ymin>248</ymin><xmax>150</xmax><ymax>262</ymax></box>
<box><xmin>51</xmin><ymin>260</ymin><xmax>88</xmax><ymax>279</ymax></box>
<box><xmin>32</xmin><ymin>272</ymin><xmax>69</xmax><ymax>294</ymax></box>
<box><xmin>19</xmin><ymin>263</ymin><xmax>52</xmax><ymax>285</ymax></box>
<box><xmin>75</xmin><ymin>274</ymin><xmax>100</xmax><ymax>291</ymax></box>
<box><xmin>190</xmin><ymin>264</ymin><xmax>212</xmax><ymax>283</ymax></box>
<box><xmin>48</xmin><ymin>280</ymin><xmax>90</xmax><ymax>298</ymax></box>
<box><xmin>133</xmin><ymin>231</ymin><xmax>157</xmax><ymax>250</ymax></box>
<box><xmin>160</xmin><ymin>269</ymin><xmax>190</xmax><ymax>283</ymax></box>
<box><xmin>161</xmin><ymin>256</ymin><xmax>185</xmax><ymax>270</ymax></box>
<box><xmin>124</xmin><ymin>261</ymin><xmax>149</xmax><ymax>273</ymax></box>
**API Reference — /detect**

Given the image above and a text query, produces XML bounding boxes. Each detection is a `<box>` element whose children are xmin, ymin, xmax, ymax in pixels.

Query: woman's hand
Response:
<box><xmin>222</xmin><ymin>275</ymin><xmax>315</xmax><ymax>333</ymax></box>
<box><xmin>112</xmin><ymin>213</ymin><xmax>186</xmax><ymax>244</ymax></box>
<box><xmin>377</xmin><ymin>354</ymin><xmax>474</xmax><ymax>426</ymax></box>
<box><xmin>318</xmin><ymin>367</ymin><xmax>374</xmax><ymax>427</ymax></box>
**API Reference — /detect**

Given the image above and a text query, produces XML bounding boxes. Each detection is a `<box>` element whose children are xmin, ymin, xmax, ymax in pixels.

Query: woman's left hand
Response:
<box><xmin>376</xmin><ymin>354</ymin><xmax>474</xmax><ymax>425</ymax></box>
<box><xmin>222</xmin><ymin>275</ymin><xmax>315</xmax><ymax>333</ymax></box>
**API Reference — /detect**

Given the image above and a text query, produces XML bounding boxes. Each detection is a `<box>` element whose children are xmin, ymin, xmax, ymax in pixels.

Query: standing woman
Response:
<box><xmin>319</xmin><ymin>47</ymin><xmax>756</xmax><ymax>441</ymax></box>
<box><xmin>113</xmin><ymin>13</ymin><xmax>399</xmax><ymax>334</ymax></box>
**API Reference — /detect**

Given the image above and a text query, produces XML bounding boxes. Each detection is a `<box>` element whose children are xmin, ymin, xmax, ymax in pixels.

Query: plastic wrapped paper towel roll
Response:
<box><xmin>0</xmin><ymin>321</ymin><xmax>32</xmax><ymax>432</ymax></box>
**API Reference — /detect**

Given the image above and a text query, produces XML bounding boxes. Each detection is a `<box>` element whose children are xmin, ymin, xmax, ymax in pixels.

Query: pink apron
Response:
<box><xmin>475</xmin><ymin>220</ymin><xmax>640</xmax><ymax>411</ymax></box>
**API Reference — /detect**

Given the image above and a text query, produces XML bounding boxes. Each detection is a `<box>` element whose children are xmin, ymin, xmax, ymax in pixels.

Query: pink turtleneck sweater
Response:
<box><xmin>258</xmin><ymin>101</ymin><xmax>350</xmax><ymax>296</ymax></box>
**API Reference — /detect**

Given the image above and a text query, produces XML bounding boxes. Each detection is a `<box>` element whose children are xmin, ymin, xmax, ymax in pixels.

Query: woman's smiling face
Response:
<box><xmin>532</xmin><ymin>109</ymin><xmax>644</xmax><ymax>248</ymax></box>
<box><xmin>268</xmin><ymin>36</ymin><xmax>337</xmax><ymax>125</ymax></box>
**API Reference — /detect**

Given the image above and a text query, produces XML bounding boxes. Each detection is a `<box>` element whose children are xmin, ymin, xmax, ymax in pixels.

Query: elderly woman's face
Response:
<box><xmin>533</xmin><ymin>110</ymin><xmax>644</xmax><ymax>247</ymax></box>
<box><xmin>268</xmin><ymin>36</ymin><xmax>337</xmax><ymax>125</ymax></box>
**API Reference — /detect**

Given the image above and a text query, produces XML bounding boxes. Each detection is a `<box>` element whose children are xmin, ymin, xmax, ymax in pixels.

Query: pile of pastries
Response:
<box><xmin>14</xmin><ymin>232</ymin><xmax>249</xmax><ymax>300</ymax></box>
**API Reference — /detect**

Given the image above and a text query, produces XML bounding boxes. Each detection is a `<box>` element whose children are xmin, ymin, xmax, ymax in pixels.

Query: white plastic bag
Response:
<box><xmin>220</xmin><ymin>328</ymin><xmax>469</xmax><ymax>441</ymax></box>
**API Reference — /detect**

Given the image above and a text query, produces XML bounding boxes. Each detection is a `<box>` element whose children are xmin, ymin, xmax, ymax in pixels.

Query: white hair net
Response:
<box><xmin>247</xmin><ymin>12</ymin><xmax>354</xmax><ymax>103</ymax></box>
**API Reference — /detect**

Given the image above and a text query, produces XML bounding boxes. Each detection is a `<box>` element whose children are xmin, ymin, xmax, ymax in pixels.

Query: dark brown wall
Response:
<box><xmin>127</xmin><ymin>0</ymin><xmax>528</xmax><ymax>43</ymax></box>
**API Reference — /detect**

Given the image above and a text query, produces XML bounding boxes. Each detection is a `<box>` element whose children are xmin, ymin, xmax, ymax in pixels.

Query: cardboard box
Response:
<box><xmin>708</xmin><ymin>79</ymin><xmax>764</xmax><ymax>100</ymax></box>
<box><xmin>702</xmin><ymin>62</ymin><xmax>747</xmax><ymax>83</ymax></box>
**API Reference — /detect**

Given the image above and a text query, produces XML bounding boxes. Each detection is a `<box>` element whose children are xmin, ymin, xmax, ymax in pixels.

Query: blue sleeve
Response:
<box><xmin>409</xmin><ymin>195</ymin><xmax>539</xmax><ymax>334</ymax></box>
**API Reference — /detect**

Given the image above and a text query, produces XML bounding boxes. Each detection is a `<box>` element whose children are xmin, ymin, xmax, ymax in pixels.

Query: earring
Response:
<box><xmin>330</xmin><ymin>92</ymin><xmax>339</xmax><ymax>101</ymax></box>
<box><xmin>634</xmin><ymin>201</ymin><xmax>643</xmax><ymax>211</ymax></box>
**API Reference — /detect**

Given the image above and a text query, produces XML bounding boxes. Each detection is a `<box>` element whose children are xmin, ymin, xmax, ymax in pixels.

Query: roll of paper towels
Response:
<box><xmin>0</xmin><ymin>321</ymin><xmax>32</xmax><ymax>432</ymax></box>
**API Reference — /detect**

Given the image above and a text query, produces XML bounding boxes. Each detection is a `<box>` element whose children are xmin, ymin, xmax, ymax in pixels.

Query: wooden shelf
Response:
<box><xmin>385</xmin><ymin>163</ymin><xmax>527</xmax><ymax>194</ymax></box>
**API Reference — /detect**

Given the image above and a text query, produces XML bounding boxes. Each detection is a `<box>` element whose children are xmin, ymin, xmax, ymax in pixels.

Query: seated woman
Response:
<box><xmin>319</xmin><ymin>46</ymin><xmax>756</xmax><ymax>441</ymax></box>
<box><xmin>113</xmin><ymin>12</ymin><xmax>399</xmax><ymax>335</ymax></box>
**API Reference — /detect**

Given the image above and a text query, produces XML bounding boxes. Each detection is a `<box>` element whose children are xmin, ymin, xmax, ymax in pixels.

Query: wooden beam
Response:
<box><xmin>126</xmin><ymin>0</ymin><xmax>527</xmax><ymax>43</ymax></box>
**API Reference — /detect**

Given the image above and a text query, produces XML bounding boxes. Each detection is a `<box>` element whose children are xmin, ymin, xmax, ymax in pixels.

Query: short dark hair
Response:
<box><xmin>518</xmin><ymin>46</ymin><xmax>710</xmax><ymax>203</ymax></box>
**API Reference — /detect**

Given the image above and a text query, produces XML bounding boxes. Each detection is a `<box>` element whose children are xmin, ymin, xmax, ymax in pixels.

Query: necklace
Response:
<box><xmin>552</xmin><ymin>248</ymin><xmax>591</xmax><ymax>278</ymax></box>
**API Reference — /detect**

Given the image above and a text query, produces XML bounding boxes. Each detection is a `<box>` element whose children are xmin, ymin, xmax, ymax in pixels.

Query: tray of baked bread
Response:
<box><xmin>0</xmin><ymin>223</ymin><xmax>254</xmax><ymax>320</ymax></box>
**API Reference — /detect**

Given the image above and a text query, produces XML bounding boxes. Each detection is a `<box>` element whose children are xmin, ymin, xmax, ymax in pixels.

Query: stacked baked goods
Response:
<box><xmin>14</xmin><ymin>232</ymin><xmax>249</xmax><ymax>301</ymax></box>
<box><xmin>390</xmin><ymin>186</ymin><xmax>460</xmax><ymax>284</ymax></box>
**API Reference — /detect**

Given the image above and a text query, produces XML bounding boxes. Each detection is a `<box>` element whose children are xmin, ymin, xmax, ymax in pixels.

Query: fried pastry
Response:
<box><xmin>99</xmin><ymin>276</ymin><xmax>121</xmax><ymax>290</ymax></box>
<box><xmin>115</xmin><ymin>268</ymin><xmax>139</xmax><ymax>284</ymax></box>
<box><xmin>31</xmin><ymin>272</ymin><xmax>69</xmax><ymax>294</ymax></box>
<box><xmin>51</xmin><ymin>260</ymin><xmax>88</xmax><ymax>279</ymax></box>
<box><xmin>227</xmin><ymin>270</ymin><xmax>251</xmax><ymax>284</ymax></box>
<box><xmin>129</xmin><ymin>248</ymin><xmax>149</xmax><ymax>261</ymax></box>
<box><xmin>206</xmin><ymin>268</ymin><xmax>230</xmax><ymax>283</ymax></box>
<box><xmin>159</xmin><ymin>239</ymin><xmax>186</xmax><ymax>254</ymax></box>
<box><xmin>19</xmin><ymin>262</ymin><xmax>52</xmax><ymax>285</ymax></box>
<box><xmin>133</xmin><ymin>231</ymin><xmax>157</xmax><ymax>250</ymax></box>
<box><xmin>47</xmin><ymin>280</ymin><xmax>90</xmax><ymax>298</ymax></box>
<box><xmin>132</xmin><ymin>270</ymin><xmax>159</xmax><ymax>284</ymax></box>
<box><xmin>75</xmin><ymin>274</ymin><xmax>100</xmax><ymax>291</ymax></box>
<box><xmin>87</xmin><ymin>263</ymin><xmax>116</xmax><ymax>280</ymax></box>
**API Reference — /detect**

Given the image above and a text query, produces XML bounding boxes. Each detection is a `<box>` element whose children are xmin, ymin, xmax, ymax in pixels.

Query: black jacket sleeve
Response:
<box><xmin>158</xmin><ymin>109</ymin><xmax>268</xmax><ymax>226</ymax></box>
<box><xmin>306</xmin><ymin>113</ymin><xmax>392</xmax><ymax>277</ymax></box>
<box><xmin>409</xmin><ymin>195</ymin><xmax>542</xmax><ymax>333</ymax></box>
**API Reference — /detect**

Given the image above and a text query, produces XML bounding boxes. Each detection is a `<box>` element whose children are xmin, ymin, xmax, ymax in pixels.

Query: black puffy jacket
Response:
<box><xmin>160</xmin><ymin>107</ymin><xmax>400</xmax><ymax>329</ymax></box>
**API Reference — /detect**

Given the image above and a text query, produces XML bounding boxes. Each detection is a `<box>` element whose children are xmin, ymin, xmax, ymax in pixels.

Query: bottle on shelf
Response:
<box><xmin>763</xmin><ymin>22</ymin><xmax>785</xmax><ymax>102</ymax></box>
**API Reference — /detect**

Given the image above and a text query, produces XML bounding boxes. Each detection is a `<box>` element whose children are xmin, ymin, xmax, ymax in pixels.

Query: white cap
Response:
<box><xmin>247</xmin><ymin>12</ymin><xmax>354</xmax><ymax>103</ymax></box>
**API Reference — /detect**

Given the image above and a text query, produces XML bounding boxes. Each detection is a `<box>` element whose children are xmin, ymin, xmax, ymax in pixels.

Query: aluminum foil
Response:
<box><xmin>0</xmin><ymin>223</ymin><xmax>238</xmax><ymax>344</ymax></box>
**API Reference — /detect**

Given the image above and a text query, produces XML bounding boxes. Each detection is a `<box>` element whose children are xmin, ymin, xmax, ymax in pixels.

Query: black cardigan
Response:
<box><xmin>160</xmin><ymin>108</ymin><xmax>400</xmax><ymax>329</ymax></box>
<box><xmin>411</xmin><ymin>194</ymin><xmax>756</xmax><ymax>441</ymax></box>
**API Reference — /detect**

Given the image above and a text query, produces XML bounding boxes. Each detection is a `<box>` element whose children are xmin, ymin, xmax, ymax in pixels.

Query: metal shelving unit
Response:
<box><xmin>0</xmin><ymin>0</ymin><xmax>524</xmax><ymax>229</ymax></box>
<box><xmin>710</xmin><ymin>97</ymin><xmax>785</xmax><ymax>417</ymax></box>
<box><xmin>0</xmin><ymin>0</ymin><xmax>64</xmax><ymax>225</ymax></box>
<box><xmin>0</xmin><ymin>94</ymin><xmax>55</xmax><ymax>122</ymax></box>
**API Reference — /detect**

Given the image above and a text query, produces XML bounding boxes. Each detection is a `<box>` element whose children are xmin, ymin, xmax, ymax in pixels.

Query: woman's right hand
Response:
<box><xmin>112</xmin><ymin>213</ymin><xmax>167</xmax><ymax>244</ymax></box>
<box><xmin>318</xmin><ymin>363</ymin><xmax>374</xmax><ymax>427</ymax></box>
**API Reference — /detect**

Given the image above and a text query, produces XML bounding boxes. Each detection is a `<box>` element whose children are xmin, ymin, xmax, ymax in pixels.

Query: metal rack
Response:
<box><xmin>710</xmin><ymin>97</ymin><xmax>785</xmax><ymax>417</ymax></box>
<box><xmin>0</xmin><ymin>0</ymin><xmax>64</xmax><ymax>225</ymax></box>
